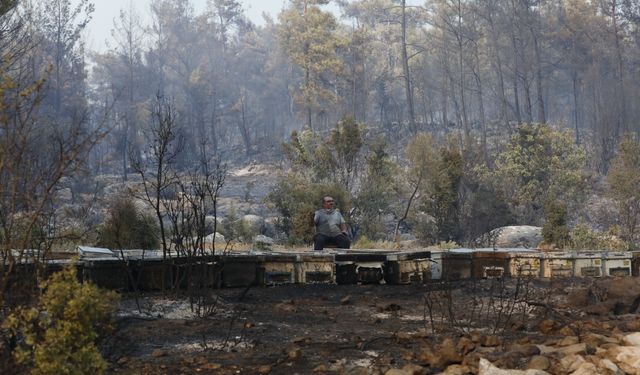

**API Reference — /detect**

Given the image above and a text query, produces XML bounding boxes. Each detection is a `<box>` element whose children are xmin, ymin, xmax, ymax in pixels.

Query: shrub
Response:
<box><xmin>98</xmin><ymin>195</ymin><xmax>159</xmax><ymax>249</ymax></box>
<box><xmin>266</xmin><ymin>177</ymin><xmax>350</xmax><ymax>244</ymax></box>
<box><xmin>3</xmin><ymin>265</ymin><xmax>118</xmax><ymax>374</ymax></box>
<box><xmin>569</xmin><ymin>223</ymin><xmax>629</xmax><ymax>250</ymax></box>
<box><xmin>542</xmin><ymin>199</ymin><xmax>570</xmax><ymax>248</ymax></box>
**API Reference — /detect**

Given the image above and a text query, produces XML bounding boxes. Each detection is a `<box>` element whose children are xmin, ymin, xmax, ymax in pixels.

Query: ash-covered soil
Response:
<box><xmin>106</xmin><ymin>278</ymin><xmax>640</xmax><ymax>374</ymax></box>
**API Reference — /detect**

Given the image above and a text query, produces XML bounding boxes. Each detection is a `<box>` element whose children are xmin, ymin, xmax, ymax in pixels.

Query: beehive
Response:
<box><xmin>473</xmin><ymin>250</ymin><xmax>509</xmax><ymax>279</ymax></box>
<box><xmin>541</xmin><ymin>252</ymin><xmax>574</xmax><ymax>278</ymax></box>
<box><xmin>574</xmin><ymin>252</ymin><xmax>603</xmax><ymax>277</ymax></box>
<box><xmin>508</xmin><ymin>251</ymin><xmax>542</xmax><ymax>277</ymax></box>
<box><xmin>295</xmin><ymin>253</ymin><xmax>334</xmax><ymax>284</ymax></box>
<box><xmin>602</xmin><ymin>251</ymin><xmax>632</xmax><ymax>277</ymax></box>
<box><xmin>383</xmin><ymin>250</ymin><xmax>431</xmax><ymax>284</ymax></box>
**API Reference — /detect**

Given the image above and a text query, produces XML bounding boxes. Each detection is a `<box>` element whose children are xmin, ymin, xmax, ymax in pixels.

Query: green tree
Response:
<box><xmin>396</xmin><ymin>133</ymin><xmax>439</xmax><ymax>238</ymax></box>
<box><xmin>428</xmin><ymin>143</ymin><xmax>463</xmax><ymax>243</ymax></box>
<box><xmin>607</xmin><ymin>137</ymin><xmax>640</xmax><ymax>246</ymax></box>
<box><xmin>542</xmin><ymin>198</ymin><xmax>570</xmax><ymax>248</ymax></box>
<box><xmin>282</xmin><ymin>117</ymin><xmax>365</xmax><ymax>190</ymax></box>
<box><xmin>354</xmin><ymin>139</ymin><xmax>398</xmax><ymax>239</ymax></box>
<box><xmin>489</xmin><ymin>124</ymin><xmax>586</xmax><ymax>224</ymax></box>
<box><xmin>278</xmin><ymin>0</ymin><xmax>345</xmax><ymax>129</ymax></box>
<box><xmin>97</xmin><ymin>195</ymin><xmax>159</xmax><ymax>250</ymax></box>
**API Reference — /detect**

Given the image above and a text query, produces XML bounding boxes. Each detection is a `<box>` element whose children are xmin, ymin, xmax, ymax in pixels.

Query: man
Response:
<box><xmin>313</xmin><ymin>196</ymin><xmax>350</xmax><ymax>250</ymax></box>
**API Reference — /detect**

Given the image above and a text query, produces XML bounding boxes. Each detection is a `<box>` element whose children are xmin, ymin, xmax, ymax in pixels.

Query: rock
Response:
<box><xmin>483</xmin><ymin>226</ymin><xmax>543</xmax><ymax>248</ymax></box>
<box><xmin>538</xmin><ymin>319</ymin><xmax>556</xmax><ymax>334</ymax></box>
<box><xmin>478</xmin><ymin>358</ymin><xmax>550</xmax><ymax>375</ymax></box>
<box><xmin>313</xmin><ymin>364</ymin><xmax>328</xmax><ymax>372</ymax></box>
<box><xmin>482</xmin><ymin>335</ymin><xmax>501</xmax><ymax>347</ymax></box>
<box><xmin>623</xmin><ymin>332</ymin><xmax>640</xmax><ymax>347</ymax></box>
<box><xmin>557</xmin><ymin>343</ymin><xmax>587</xmax><ymax>356</ymax></box>
<box><xmin>598</xmin><ymin>359</ymin><xmax>622</xmax><ymax>375</ymax></box>
<box><xmin>117</xmin><ymin>357</ymin><xmax>129</xmax><ymax>365</ymax></box>
<box><xmin>491</xmin><ymin>352</ymin><xmax>522</xmax><ymax>369</ymax></box>
<box><xmin>418</xmin><ymin>338</ymin><xmax>462</xmax><ymax>369</ymax></box>
<box><xmin>527</xmin><ymin>356</ymin><xmax>551</xmax><ymax>371</ymax></box>
<box><xmin>441</xmin><ymin>364</ymin><xmax>472</xmax><ymax>375</ymax></box>
<box><xmin>559</xmin><ymin>326</ymin><xmax>576</xmax><ymax>336</ymax></box>
<box><xmin>401</xmin><ymin>363</ymin><xmax>427</xmax><ymax>375</ymax></box>
<box><xmin>457</xmin><ymin>337</ymin><xmax>476</xmax><ymax>354</ymax></box>
<box><xmin>559</xmin><ymin>354</ymin><xmax>585</xmax><ymax>373</ymax></box>
<box><xmin>151</xmin><ymin>348</ymin><xmax>167</xmax><ymax>358</ymax></box>
<box><xmin>509</xmin><ymin>344</ymin><xmax>540</xmax><ymax>357</ymax></box>
<box><xmin>582</xmin><ymin>333</ymin><xmax>619</xmax><ymax>347</ymax></box>
<box><xmin>258</xmin><ymin>364</ymin><xmax>272</xmax><ymax>374</ymax></box>
<box><xmin>287</xmin><ymin>346</ymin><xmax>301</xmax><ymax>361</ymax></box>
<box><xmin>607</xmin><ymin>346</ymin><xmax>640</xmax><ymax>375</ymax></box>
<box><xmin>557</xmin><ymin>336</ymin><xmax>580</xmax><ymax>346</ymax></box>
<box><xmin>569</xmin><ymin>362</ymin><xmax>597</xmax><ymax>375</ymax></box>
<box><xmin>440</xmin><ymin>338</ymin><xmax>464</xmax><ymax>365</ymax></box>
<box><xmin>470</xmin><ymin>332</ymin><xmax>484</xmax><ymax>343</ymax></box>
<box><xmin>385</xmin><ymin>369</ymin><xmax>410</xmax><ymax>375</ymax></box>
<box><xmin>345</xmin><ymin>366</ymin><xmax>370</xmax><ymax>375</ymax></box>
<box><xmin>625</xmin><ymin>319</ymin><xmax>640</xmax><ymax>331</ymax></box>
<box><xmin>242</xmin><ymin>214</ymin><xmax>265</xmax><ymax>234</ymax></box>
<box><xmin>204</xmin><ymin>232</ymin><xmax>226</xmax><ymax>244</ymax></box>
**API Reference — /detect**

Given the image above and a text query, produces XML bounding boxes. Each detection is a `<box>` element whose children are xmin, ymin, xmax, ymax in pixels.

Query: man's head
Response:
<box><xmin>322</xmin><ymin>196</ymin><xmax>334</xmax><ymax>210</ymax></box>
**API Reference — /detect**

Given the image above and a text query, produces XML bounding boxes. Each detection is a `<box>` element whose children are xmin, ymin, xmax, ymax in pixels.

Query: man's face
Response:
<box><xmin>323</xmin><ymin>197</ymin><xmax>334</xmax><ymax>210</ymax></box>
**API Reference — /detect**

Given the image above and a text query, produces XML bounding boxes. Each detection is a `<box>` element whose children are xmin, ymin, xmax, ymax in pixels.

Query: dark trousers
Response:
<box><xmin>314</xmin><ymin>233</ymin><xmax>351</xmax><ymax>250</ymax></box>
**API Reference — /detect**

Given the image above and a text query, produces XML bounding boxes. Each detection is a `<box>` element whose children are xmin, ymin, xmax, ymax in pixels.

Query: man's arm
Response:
<box><xmin>339</xmin><ymin>222</ymin><xmax>347</xmax><ymax>234</ymax></box>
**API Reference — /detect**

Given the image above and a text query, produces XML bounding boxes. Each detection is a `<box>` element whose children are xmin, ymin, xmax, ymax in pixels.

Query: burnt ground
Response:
<box><xmin>105</xmin><ymin>278</ymin><xmax>640</xmax><ymax>374</ymax></box>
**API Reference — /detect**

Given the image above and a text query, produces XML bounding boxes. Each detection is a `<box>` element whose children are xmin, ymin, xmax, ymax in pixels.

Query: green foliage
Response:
<box><xmin>399</xmin><ymin>133</ymin><xmax>439</xmax><ymax>240</ymax></box>
<box><xmin>97</xmin><ymin>195</ymin><xmax>159</xmax><ymax>250</ymax></box>
<box><xmin>569</xmin><ymin>223</ymin><xmax>629</xmax><ymax>251</ymax></box>
<box><xmin>277</xmin><ymin>0</ymin><xmax>345</xmax><ymax>127</ymax></box>
<box><xmin>405</xmin><ymin>133</ymin><xmax>439</xmax><ymax>187</ymax></box>
<box><xmin>542</xmin><ymin>199</ymin><xmax>570</xmax><ymax>248</ymax></box>
<box><xmin>220</xmin><ymin>206</ymin><xmax>239</xmax><ymax>241</ymax></box>
<box><xmin>3</xmin><ymin>265</ymin><xmax>118</xmax><ymax>375</ymax></box>
<box><xmin>283</xmin><ymin>117</ymin><xmax>366</xmax><ymax>191</ymax></box>
<box><xmin>429</xmin><ymin>144</ymin><xmax>463</xmax><ymax>243</ymax></box>
<box><xmin>462</xmin><ymin>186</ymin><xmax>514</xmax><ymax>244</ymax></box>
<box><xmin>489</xmin><ymin>124</ymin><xmax>586</xmax><ymax>224</ymax></box>
<box><xmin>607</xmin><ymin>137</ymin><xmax>640</xmax><ymax>244</ymax></box>
<box><xmin>266</xmin><ymin>177</ymin><xmax>349</xmax><ymax>244</ymax></box>
<box><xmin>408</xmin><ymin>212</ymin><xmax>438</xmax><ymax>245</ymax></box>
<box><xmin>354</xmin><ymin>139</ymin><xmax>397</xmax><ymax>239</ymax></box>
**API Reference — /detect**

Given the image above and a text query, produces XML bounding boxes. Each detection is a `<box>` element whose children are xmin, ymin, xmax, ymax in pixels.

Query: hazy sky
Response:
<box><xmin>82</xmin><ymin>0</ymin><xmax>293</xmax><ymax>52</ymax></box>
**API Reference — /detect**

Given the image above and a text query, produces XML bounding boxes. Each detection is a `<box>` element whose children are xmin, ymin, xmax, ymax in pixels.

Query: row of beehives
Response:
<box><xmin>76</xmin><ymin>248</ymin><xmax>640</xmax><ymax>290</ymax></box>
<box><xmin>77</xmin><ymin>250</ymin><xmax>433</xmax><ymax>290</ymax></box>
<box><xmin>430</xmin><ymin>249</ymin><xmax>640</xmax><ymax>281</ymax></box>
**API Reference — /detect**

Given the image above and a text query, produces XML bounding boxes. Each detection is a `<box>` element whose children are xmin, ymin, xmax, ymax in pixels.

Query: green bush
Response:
<box><xmin>266</xmin><ymin>177</ymin><xmax>350</xmax><ymax>244</ymax></box>
<box><xmin>569</xmin><ymin>223</ymin><xmax>629</xmax><ymax>250</ymax></box>
<box><xmin>3</xmin><ymin>265</ymin><xmax>118</xmax><ymax>375</ymax></box>
<box><xmin>542</xmin><ymin>199</ymin><xmax>570</xmax><ymax>248</ymax></box>
<box><xmin>97</xmin><ymin>195</ymin><xmax>159</xmax><ymax>249</ymax></box>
